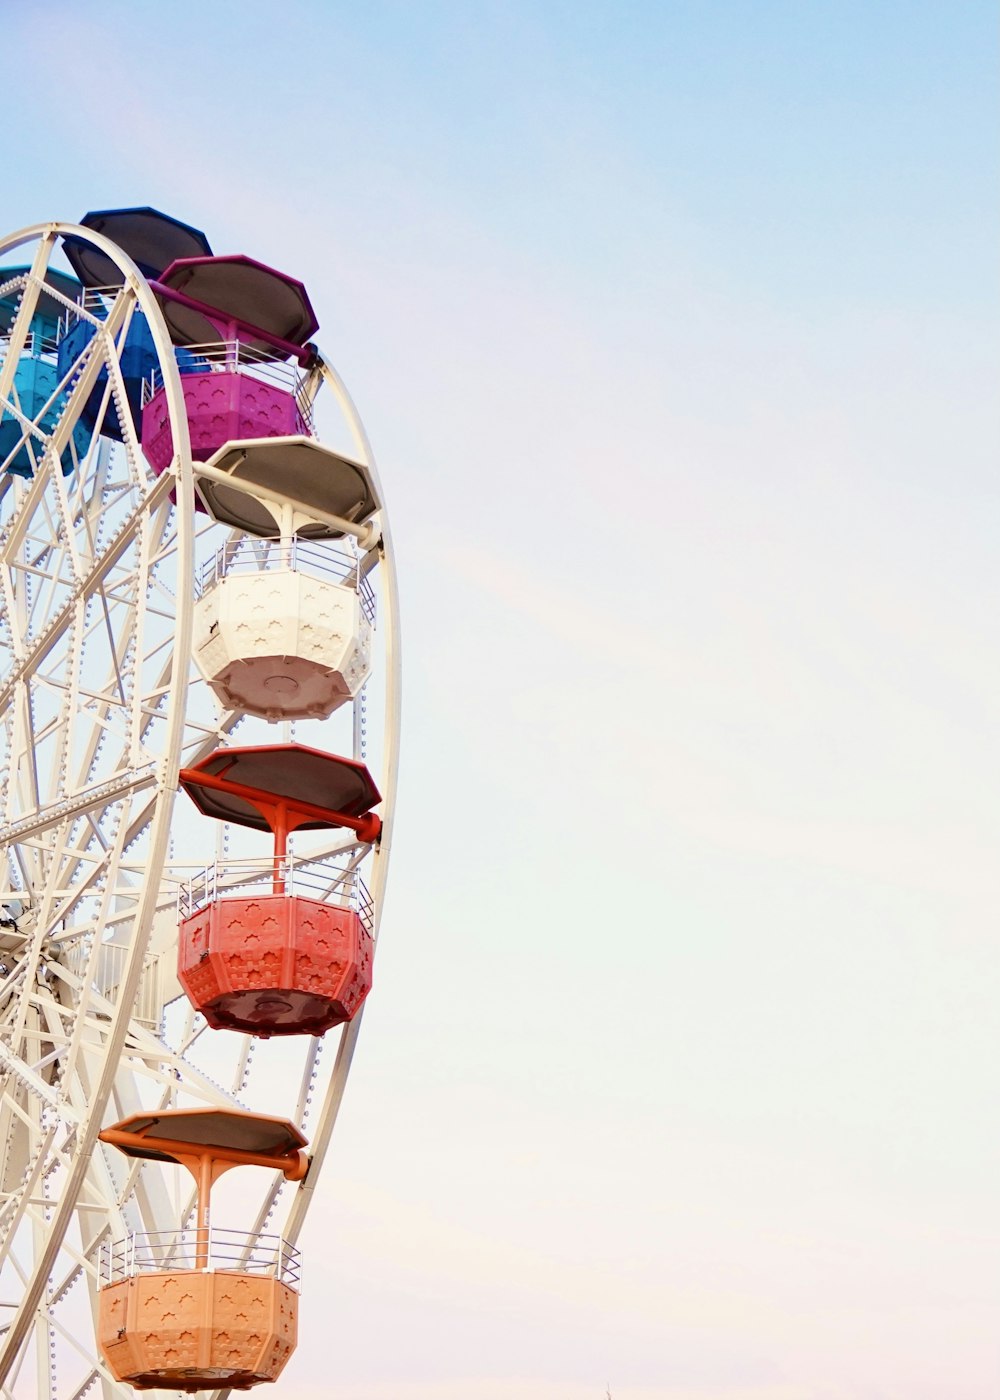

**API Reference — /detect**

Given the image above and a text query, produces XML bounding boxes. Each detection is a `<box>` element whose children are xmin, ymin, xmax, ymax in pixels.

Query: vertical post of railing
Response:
<box><xmin>196</xmin><ymin>1158</ymin><xmax>212</xmax><ymax>1271</ymax></box>
<box><xmin>273</xmin><ymin>803</ymin><xmax>288</xmax><ymax>896</ymax></box>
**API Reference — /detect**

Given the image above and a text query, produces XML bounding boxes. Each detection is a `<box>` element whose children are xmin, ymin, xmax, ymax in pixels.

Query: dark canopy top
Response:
<box><xmin>198</xmin><ymin>436</ymin><xmax>380</xmax><ymax>541</ymax></box>
<box><xmin>180</xmin><ymin>743</ymin><xmax>381</xmax><ymax>832</ymax></box>
<box><xmin>100</xmin><ymin>1107</ymin><xmax>307</xmax><ymax>1166</ymax></box>
<box><xmin>63</xmin><ymin>207</ymin><xmax>212</xmax><ymax>288</ymax></box>
<box><xmin>155</xmin><ymin>254</ymin><xmax>319</xmax><ymax>353</ymax></box>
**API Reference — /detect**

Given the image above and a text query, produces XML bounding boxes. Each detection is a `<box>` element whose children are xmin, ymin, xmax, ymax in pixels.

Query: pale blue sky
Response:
<box><xmin>6</xmin><ymin>3</ymin><xmax>999</xmax><ymax>1397</ymax></box>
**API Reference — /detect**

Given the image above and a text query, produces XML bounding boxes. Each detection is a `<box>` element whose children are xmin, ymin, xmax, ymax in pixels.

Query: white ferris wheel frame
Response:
<box><xmin>0</xmin><ymin>221</ymin><xmax>401</xmax><ymax>1400</ymax></box>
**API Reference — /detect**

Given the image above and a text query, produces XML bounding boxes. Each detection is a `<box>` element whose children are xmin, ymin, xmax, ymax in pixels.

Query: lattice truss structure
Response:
<box><xmin>0</xmin><ymin>222</ymin><xmax>400</xmax><ymax>1400</ymax></box>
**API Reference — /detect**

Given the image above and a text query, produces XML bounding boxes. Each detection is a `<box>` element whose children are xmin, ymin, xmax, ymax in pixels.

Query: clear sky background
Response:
<box><xmin>5</xmin><ymin>3</ymin><xmax>1000</xmax><ymax>1397</ymax></box>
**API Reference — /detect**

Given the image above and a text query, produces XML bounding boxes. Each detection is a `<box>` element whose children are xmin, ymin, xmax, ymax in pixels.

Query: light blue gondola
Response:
<box><xmin>0</xmin><ymin>265</ymin><xmax>92</xmax><ymax>477</ymax></box>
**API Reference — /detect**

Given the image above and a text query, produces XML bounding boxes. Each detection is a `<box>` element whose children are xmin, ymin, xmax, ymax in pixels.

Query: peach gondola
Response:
<box><xmin>97</xmin><ymin>1108</ymin><xmax>306</xmax><ymax>1392</ymax></box>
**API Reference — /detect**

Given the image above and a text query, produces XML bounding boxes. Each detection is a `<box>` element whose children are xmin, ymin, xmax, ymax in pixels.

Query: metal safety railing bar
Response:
<box><xmin>98</xmin><ymin>1229</ymin><xmax>301</xmax><ymax>1286</ymax></box>
<box><xmin>140</xmin><ymin>339</ymin><xmax>315</xmax><ymax>423</ymax></box>
<box><xmin>0</xmin><ymin>328</ymin><xmax>61</xmax><ymax>358</ymax></box>
<box><xmin>179</xmin><ymin>855</ymin><xmax>372</xmax><ymax>930</ymax></box>
<box><xmin>55</xmin><ymin>287</ymin><xmax>120</xmax><ymax>337</ymax></box>
<box><xmin>78</xmin><ymin>287</ymin><xmax>119</xmax><ymax>317</ymax></box>
<box><xmin>195</xmin><ymin>535</ymin><xmax>376</xmax><ymax>622</ymax></box>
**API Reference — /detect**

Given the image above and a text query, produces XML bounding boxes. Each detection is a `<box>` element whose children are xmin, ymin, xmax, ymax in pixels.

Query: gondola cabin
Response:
<box><xmin>97</xmin><ymin>1108</ymin><xmax>305</xmax><ymax>1392</ymax></box>
<box><xmin>0</xmin><ymin>265</ymin><xmax>92</xmax><ymax>476</ymax></box>
<box><xmin>177</xmin><ymin>744</ymin><xmax>380</xmax><ymax>1036</ymax></box>
<box><xmin>192</xmin><ymin>534</ymin><xmax>375</xmax><ymax>720</ymax></box>
<box><xmin>59</xmin><ymin>206</ymin><xmax>213</xmax><ymax>443</ymax></box>
<box><xmin>141</xmin><ymin>255</ymin><xmax>317</xmax><ymax>472</ymax></box>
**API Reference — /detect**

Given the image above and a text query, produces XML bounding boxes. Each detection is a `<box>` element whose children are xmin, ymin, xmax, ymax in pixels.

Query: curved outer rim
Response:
<box><xmin>0</xmin><ymin>220</ymin><xmax>195</xmax><ymax>1382</ymax></box>
<box><xmin>280</xmin><ymin>357</ymin><xmax>402</xmax><ymax>1232</ymax></box>
<box><xmin>205</xmin><ymin>353</ymin><xmax>402</xmax><ymax>1400</ymax></box>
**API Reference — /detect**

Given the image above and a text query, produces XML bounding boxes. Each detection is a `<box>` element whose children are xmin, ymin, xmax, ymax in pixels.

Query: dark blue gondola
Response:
<box><xmin>57</xmin><ymin>207</ymin><xmax>213</xmax><ymax>444</ymax></box>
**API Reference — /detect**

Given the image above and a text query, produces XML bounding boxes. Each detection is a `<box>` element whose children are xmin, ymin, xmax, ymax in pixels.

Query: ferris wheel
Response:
<box><xmin>0</xmin><ymin>211</ymin><xmax>400</xmax><ymax>1397</ymax></box>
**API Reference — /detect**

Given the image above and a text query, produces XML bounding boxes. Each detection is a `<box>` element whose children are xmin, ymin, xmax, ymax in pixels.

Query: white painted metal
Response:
<box><xmin>192</xmin><ymin>547</ymin><xmax>373</xmax><ymax>720</ymax></box>
<box><xmin>0</xmin><ymin>225</ymin><xmax>400</xmax><ymax>1400</ymax></box>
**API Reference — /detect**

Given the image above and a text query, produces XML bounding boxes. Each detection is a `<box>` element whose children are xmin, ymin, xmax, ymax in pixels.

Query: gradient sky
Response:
<box><xmin>5</xmin><ymin>3</ymin><xmax>1000</xmax><ymax>1397</ymax></box>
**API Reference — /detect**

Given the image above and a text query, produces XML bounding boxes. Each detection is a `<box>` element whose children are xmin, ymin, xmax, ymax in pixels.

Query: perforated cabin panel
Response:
<box><xmin>177</xmin><ymin>894</ymin><xmax>373</xmax><ymax>1036</ymax></box>
<box><xmin>193</xmin><ymin>569</ymin><xmax>372</xmax><ymax>719</ymax></box>
<box><xmin>141</xmin><ymin>370</ymin><xmax>305</xmax><ymax>473</ymax></box>
<box><xmin>97</xmin><ymin>1271</ymin><xmax>297</xmax><ymax>1391</ymax></box>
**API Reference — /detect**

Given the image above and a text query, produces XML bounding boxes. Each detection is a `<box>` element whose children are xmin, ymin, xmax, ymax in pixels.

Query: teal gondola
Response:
<box><xmin>0</xmin><ymin>265</ymin><xmax>92</xmax><ymax>477</ymax></box>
